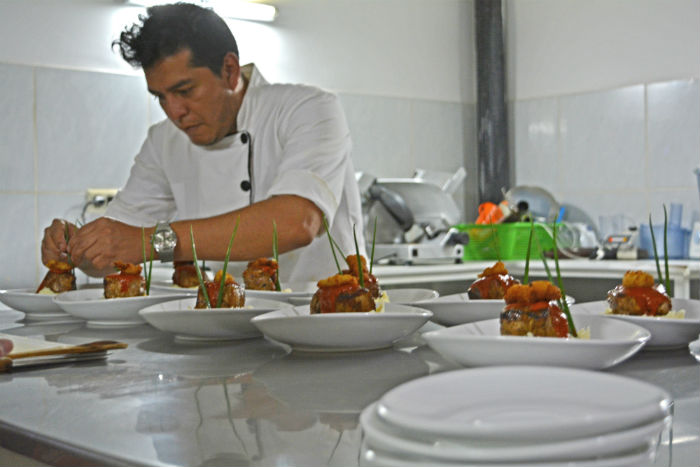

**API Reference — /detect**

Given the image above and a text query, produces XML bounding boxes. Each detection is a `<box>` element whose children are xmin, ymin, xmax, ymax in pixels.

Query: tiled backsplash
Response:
<box><xmin>511</xmin><ymin>79</ymin><xmax>700</xmax><ymax>236</ymax></box>
<box><xmin>0</xmin><ymin>63</ymin><xmax>475</xmax><ymax>288</ymax></box>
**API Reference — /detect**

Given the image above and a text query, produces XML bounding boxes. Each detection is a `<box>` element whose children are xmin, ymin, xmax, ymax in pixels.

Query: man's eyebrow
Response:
<box><xmin>148</xmin><ymin>79</ymin><xmax>194</xmax><ymax>96</ymax></box>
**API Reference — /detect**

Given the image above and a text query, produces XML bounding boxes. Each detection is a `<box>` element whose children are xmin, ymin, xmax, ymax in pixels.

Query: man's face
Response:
<box><xmin>145</xmin><ymin>49</ymin><xmax>238</xmax><ymax>146</ymax></box>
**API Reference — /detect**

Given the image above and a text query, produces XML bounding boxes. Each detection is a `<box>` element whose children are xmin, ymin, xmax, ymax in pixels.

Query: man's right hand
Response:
<box><xmin>41</xmin><ymin>219</ymin><xmax>79</xmax><ymax>266</ymax></box>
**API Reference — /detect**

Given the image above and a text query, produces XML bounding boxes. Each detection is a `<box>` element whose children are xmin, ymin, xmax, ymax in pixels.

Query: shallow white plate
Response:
<box><xmin>571</xmin><ymin>299</ymin><xmax>700</xmax><ymax>349</ymax></box>
<box><xmin>149</xmin><ymin>281</ymin><xmax>198</xmax><ymax>295</ymax></box>
<box><xmin>417</xmin><ymin>293</ymin><xmax>575</xmax><ymax>326</ymax></box>
<box><xmin>690</xmin><ymin>337</ymin><xmax>700</xmax><ymax>362</ymax></box>
<box><xmin>359</xmin><ymin>439</ymin><xmax>657</xmax><ymax>467</ymax></box>
<box><xmin>0</xmin><ymin>288</ymin><xmax>73</xmax><ymax>320</ymax></box>
<box><xmin>423</xmin><ymin>314</ymin><xmax>649</xmax><ymax>370</ymax></box>
<box><xmin>376</xmin><ymin>366</ymin><xmax>671</xmax><ymax>442</ymax></box>
<box><xmin>138</xmin><ymin>297</ymin><xmax>289</xmax><ymax>341</ymax></box>
<box><xmin>361</xmin><ymin>402</ymin><xmax>668</xmax><ymax>462</ymax></box>
<box><xmin>250</xmin><ymin>303</ymin><xmax>433</xmax><ymax>352</ymax></box>
<box><xmin>386</xmin><ymin>288</ymin><xmax>439</xmax><ymax>305</ymax></box>
<box><xmin>54</xmin><ymin>288</ymin><xmax>191</xmax><ymax>328</ymax></box>
<box><xmin>245</xmin><ymin>281</ymin><xmax>316</xmax><ymax>304</ymax></box>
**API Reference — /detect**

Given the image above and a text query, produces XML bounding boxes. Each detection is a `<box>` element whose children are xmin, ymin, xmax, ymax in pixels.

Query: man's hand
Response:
<box><xmin>41</xmin><ymin>219</ymin><xmax>79</xmax><ymax>266</ymax></box>
<box><xmin>67</xmin><ymin>218</ymin><xmax>146</xmax><ymax>277</ymax></box>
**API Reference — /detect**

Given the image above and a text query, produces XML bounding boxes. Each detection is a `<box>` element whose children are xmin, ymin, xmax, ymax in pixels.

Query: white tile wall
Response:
<box><xmin>0</xmin><ymin>194</ymin><xmax>36</xmax><ymax>288</ymax></box>
<box><xmin>0</xmin><ymin>64</ymin><xmax>34</xmax><ymax>192</ymax></box>
<box><xmin>35</xmin><ymin>68</ymin><xmax>148</xmax><ymax>192</ymax></box>
<box><xmin>512</xmin><ymin>79</ymin><xmax>700</xmax><ymax>241</ymax></box>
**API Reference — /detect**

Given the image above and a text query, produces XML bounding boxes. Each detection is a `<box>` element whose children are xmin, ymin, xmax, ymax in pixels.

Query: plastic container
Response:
<box><xmin>455</xmin><ymin>223</ymin><xmax>557</xmax><ymax>261</ymax></box>
<box><xmin>638</xmin><ymin>224</ymin><xmax>690</xmax><ymax>259</ymax></box>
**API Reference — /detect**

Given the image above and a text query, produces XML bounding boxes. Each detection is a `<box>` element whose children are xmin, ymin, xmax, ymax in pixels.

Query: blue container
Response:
<box><xmin>638</xmin><ymin>224</ymin><xmax>690</xmax><ymax>259</ymax></box>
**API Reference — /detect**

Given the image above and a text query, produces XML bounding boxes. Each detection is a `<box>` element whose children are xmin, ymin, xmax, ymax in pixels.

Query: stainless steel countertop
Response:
<box><xmin>0</xmin><ymin>307</ymin><xmax>698</xmax><ymax>467</ymax></box>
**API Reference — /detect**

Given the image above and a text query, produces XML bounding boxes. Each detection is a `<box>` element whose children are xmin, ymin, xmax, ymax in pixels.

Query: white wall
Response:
<box><xmin>0</xmin><ymin>0</ymin><xmax>476</xmax><ymax>103</ymax></box>
<box><xmin>505</xmin><ymin>0</ymin><xmax>700</xmax><ymax>100</ymax></box>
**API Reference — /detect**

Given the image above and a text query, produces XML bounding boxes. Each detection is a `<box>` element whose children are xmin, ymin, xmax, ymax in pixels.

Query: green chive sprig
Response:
<box><xmin>663</xmin><ymin>205</ymin><xmax>670</xmax><ymax>293</ymax></box>
<box><xmin>523</xmin><ymin>219</ymin><xmax>535</xmax><ymax>285</ymax></box>
<box><xmin>323</xmin><ymin>216</ymin><xmax>342</xmax><ymax>274</ymax></box>
<box><xmin>190</xmin><ymin>225</ymin><xmax>211</xmax><ymax>309</ymax></box>
<box><xmin>142</xmin><ymin>227</ymin><xmax>154</xmax><ymax>295</ymax></box>
<box><xmin>370</xmin><ymin>217</ymin><xmax>377</xmax><ymax>275</ymax></box>
<box><xmin>272</xmin><ymin>220</ymin><xmax>282</xmax><ymax>292</ymax></box>
<box><xmin>353</xmin><ymin>224</ymin><xmax>364</xmax><ymax>289</ymax></box>
<box><xmin>649</xmin><ymin>214</ymin><xmax>663</xmax><ymax>285</ymax></box>
<box><xmin>552</xmin><ymin>221</ymin><xmax>577</xmax><ymax>337</ymax></box>
<box><xmin>216</xmin><ymin>217</ymin><xmax>240</xmax><ymax>308</ymax></box>
<box><xmin>63</xmin><ymin>222</ymin><xmax>74</xmax><ymax>268</ymax></box>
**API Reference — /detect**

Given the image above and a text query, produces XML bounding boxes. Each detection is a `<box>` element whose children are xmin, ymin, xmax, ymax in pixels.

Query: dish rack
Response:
<box><xmin>455</xmin><ymin>222</ymin><xmax>557</xmax><ymax>261</ymax></box>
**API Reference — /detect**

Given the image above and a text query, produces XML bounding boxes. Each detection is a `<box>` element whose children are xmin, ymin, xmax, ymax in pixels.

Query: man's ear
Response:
<box><xmin>221</xmin><ymin>52</ymin><xmax>241</xmax><ymax>89</ymax></box>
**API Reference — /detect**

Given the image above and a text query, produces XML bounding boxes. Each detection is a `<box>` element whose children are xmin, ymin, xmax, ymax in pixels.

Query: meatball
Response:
<box><xmin>243</xmin><ymin>257</ymin><xmax>279</xmax><ymax>291</ymax></box>
<box><xmin>468</xmin><ymin>261</ymin><xmax>520</xmax><ymax>299</ymax></box>
<box><xmin>310</xmin><ymin>274</ymin><xmax>376</xmax><ymax>314</ymax></box>
<box><xmin>500</xmin><ymin>282</ymin><xmax>569</xmax><ymax>338</ymax></box>
<box><xmin>607</xmin><ymin>271</ymin><xmax>671</xmax><ymax>316</ymax></box>
<box><xmin>36</xmin><ymin>260</ymin><xmax>76</xmax><ymax>294</ymax></box>
<box><xmin>195</xmin><ymin>271</ymin><xmax>245</xmax><ymax>309</ymax></box>
<box><xmin>172</xmin><ymin>261</ymin><xmax>207</xmax><ymax>288</ymax></box>
<box><xmin>103</xmin><ymin>262</ymin><xmax>145</xmax><ymax>299</ymax></box>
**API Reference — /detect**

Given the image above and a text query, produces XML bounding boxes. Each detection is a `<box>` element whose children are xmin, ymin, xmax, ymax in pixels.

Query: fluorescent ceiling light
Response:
<box><xmin>126</xmin><ymin>0</ymin><xmax>277</xmax><ymax>23</ymax></box>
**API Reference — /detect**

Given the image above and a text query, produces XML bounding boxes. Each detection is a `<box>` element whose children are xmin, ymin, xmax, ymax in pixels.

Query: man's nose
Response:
<box><xmin>163</xmin><ymin>96</ymin><xmax>188</xmax><ymax>121</ymax></box>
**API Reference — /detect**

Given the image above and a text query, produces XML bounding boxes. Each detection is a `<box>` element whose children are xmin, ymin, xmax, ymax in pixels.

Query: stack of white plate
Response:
<box><xmin>360</xmin><ymin>366</ymin><xmax>672</xmax><ymax>467</ymax></box>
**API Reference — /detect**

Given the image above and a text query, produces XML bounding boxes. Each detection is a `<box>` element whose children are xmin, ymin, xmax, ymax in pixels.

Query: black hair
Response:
<box><xmin>113</xmin><ymin>2</ymin><xmax>239</xmax><ymax>75</ymax></box>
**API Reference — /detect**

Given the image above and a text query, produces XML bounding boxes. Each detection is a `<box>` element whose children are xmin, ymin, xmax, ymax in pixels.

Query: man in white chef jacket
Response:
<box><xmin>41</xmin><ymin>3</ymin><xmax>365</xmax><ymax>283</ymax></box>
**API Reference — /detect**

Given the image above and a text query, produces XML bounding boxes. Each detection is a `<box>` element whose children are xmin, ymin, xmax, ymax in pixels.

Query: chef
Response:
<box><xmin>41</xmin><ymin>2</ymin><xmax>365</xmax><ymax>283</ymax></box>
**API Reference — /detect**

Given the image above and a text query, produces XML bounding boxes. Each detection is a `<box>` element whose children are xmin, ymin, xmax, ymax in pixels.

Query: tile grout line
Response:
<box><xmin>32</xmin><ymin>66</ymin><xmax>40</xmax><ymax>284</ymax></box>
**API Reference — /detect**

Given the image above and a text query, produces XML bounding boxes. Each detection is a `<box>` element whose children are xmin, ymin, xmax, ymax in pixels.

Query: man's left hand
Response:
<box><xmin>67</xmin><ymin>218</ymin><xmax>145</xmax><ymax>277</ymax></box>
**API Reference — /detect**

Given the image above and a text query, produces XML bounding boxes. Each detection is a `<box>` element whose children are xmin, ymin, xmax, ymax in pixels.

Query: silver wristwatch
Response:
<box><xmin>152</xmin><ymin>222</ymin><xmax>177</xmax><ymax>263</ymax></box>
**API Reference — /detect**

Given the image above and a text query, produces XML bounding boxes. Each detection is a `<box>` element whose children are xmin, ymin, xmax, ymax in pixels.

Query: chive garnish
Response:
<box><xmin>370</xmin><ymin>217</ymin><xmax>377</xmax><ymax>275</ymax></box>
<box><xmin>663</xmin><ymin>205</ymin><xmax>670</xmax><ymax>292</ymax></box>
<box><xmin>63</xmin><ymin>222</ymin><xmax>74</xmax><ymax>268</ymax></box>
<box><xmin>649</xmin><ymin>214</ymin><xmax>663</xmax><ymax>286</ymax></box>
<box><xmin>190</xmin><ymin>225</ymin><xmax>211</xmax><ymax>309</ymax></box>
<box><xmin>141</xmin><ymin>227</ymin><xmax>154</xmax><ymax>295</ymax></box>
<box><xmin>272</xmin><ymin>220</ymin><xmax>282</xmax><ymax>292</ymax></box>
<box><xmin>141</xmin><ymin>228</ymin><xmax>154</xmax><ymax>295</ymax></box>
<box><xmin>552</xmin><ymin>221</ymin><xmax>577</xmax><ymax>337</ymax></box>
<box><xmin>353</xmin><ymin>224</ymin><xmax>364</xmax><ymax>289</ymax></box>
<box><xmin>323</xmin><ymin>216</ymin><xmax>342</xmax><ymax>274</ymax></box>
<box><xmin>216</xmin><ymin>217</ymin><xmax>240</xmax><ymax>308</ymax></box>
<box><xmin>523</xmin><ymin>219</ymin><xmax>535</xmax><ymax>285</ymax></box>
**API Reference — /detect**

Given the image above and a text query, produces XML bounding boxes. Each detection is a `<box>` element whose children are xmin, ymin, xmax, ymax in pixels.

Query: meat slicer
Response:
<box><xmin>358</xmin><ymin>169</ymin><xmax>469</xmax><ymax>265</ymax></box>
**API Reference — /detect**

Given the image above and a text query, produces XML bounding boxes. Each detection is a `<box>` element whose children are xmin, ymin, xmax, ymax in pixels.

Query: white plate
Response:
<box><xmin>422</xmin><ymin>314</ymin><xmax>649</xmax><ymax>370</ymax></box>
<box><xmin>361</xmin><ymin>402</ymin><xmax>668</xmax><ymax>463</ymax></box>
<box><xmin>418</xmin><ymin>293</ymin><xmax>575</xmax><ymax>326</ymax></box>
<box><xmin>250</xmin><ymin>303</ymin><xmax>433</xmax><ymax>352</ymax></box>
<box><xmin>570</xmin><ymin>299</ymin><xmax>700</xmax><ymax>349</ymax></box>
<box><xmin>359</xmin><ymin>440</ymin><xmax>657</xmax><ymax>467</ymax></box>
<box><xmin>54</xmin><ymin>288</ymin><xmax>191</xmax><ymax>328</ymax></box>
<box><xmin>0</xmin><ymin>288</ymin><xmax>73</xmax><ymax>320</ymax></box>
<box><xmin>245</xmin><ymin>281</ymin><xmax>317</xmax><ymax>304</ymax></box>
<box><xmin>690</xmin><ymin>337</ymin><xmax>700</xmax><ymax>362</ymax></box>
<box><xmin>138</xmin><ymin>297</ymin><xmax>290</xmax><ymax>341</ymax></box>
<box><xmin>376</xmin><ymin>366</ymin><xmax>671</xmax><ymax>442</ymax></box>
<box><xmin>149</xmin><ymin>281</ymin><xmax>198</xmax><ymax>295</ymax></box>
<box><xmin>386</xmin><ymin>288</ymin><xmax>439</xmax><ymax>305</ymax></box>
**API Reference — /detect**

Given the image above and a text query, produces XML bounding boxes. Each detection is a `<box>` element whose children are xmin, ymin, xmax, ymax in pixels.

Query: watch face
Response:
<box><xmin>155</xmin><ymin>228</ymin><xmax>177</xmax><ymax>251</ymax></box>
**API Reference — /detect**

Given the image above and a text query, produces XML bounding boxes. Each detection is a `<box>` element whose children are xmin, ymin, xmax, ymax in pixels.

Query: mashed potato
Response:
<box><xmin>374</xmin><ymin>291</ymin><xmax>390</xmax><ymax>313</ymax></box>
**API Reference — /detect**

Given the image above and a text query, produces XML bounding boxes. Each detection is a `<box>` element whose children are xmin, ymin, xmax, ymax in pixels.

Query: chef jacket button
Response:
<box><xmin>240</xmin><ymin>180</ymin><xmax>251</xmax><ymax>191</ymax></box>
<box><xmin>240</xmin><ymin>133</ymin><xmax>248</xmax><ymax>144</ymax></box>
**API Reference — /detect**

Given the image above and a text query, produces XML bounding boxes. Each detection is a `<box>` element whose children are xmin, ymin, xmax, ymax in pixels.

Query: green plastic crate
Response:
<box><xmin>455</xmin><ymin>222</ymin><xmax>557</xmax><ymax>261</ymax></box>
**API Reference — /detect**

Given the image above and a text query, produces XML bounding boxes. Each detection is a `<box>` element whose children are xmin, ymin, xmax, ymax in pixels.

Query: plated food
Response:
<box><xmin>501</xmin><ymin>281</ymin><xmax>570</xmax><ymax>338</ymax></box>
<box><xmin>310</xmin><ymin>273</ymin><xmax>376</xmax><ymax>314</ymax></box>
<box><xmin>243</xmin><ymin>257</ymin><xmax>279</xmax><ymax>291</ymax></box>
<box><xmin>607</xmin><ymin>270</ymin><xmax>672</xmax><ymax>317</ymax></box>
<box><xmin>467</xmin><ymin>261</ymin><xmax>519</xmax><ymax>300</ymax></box>
<box><xmin>195</xmin><ymin>270</ymin><xmax>245</xmax><ymax>308</ymax></box>
<box><xmin>172</xmin><ymin>261</ymin><xmax>208</xmax><ymax>288</ymax></box>
<box><xmin>104</xmin><ymin>262</ymin><xmax>145</xmax><ymax>299</ymax></box>
<box><xmin>36</xmin><ymin>260</ymin><xmax>76</xmax><ymax>295</ymax></box>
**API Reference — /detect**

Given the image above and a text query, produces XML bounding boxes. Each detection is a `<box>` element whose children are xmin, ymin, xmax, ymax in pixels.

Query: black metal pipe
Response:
<box><xmin>475</xmin><ymin>0</ymin><xmax>510</xmax><ymax>203</ymax></box>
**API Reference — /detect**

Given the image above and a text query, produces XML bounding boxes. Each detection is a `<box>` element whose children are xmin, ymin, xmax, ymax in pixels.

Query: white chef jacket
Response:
<box><xmin>105</xmin><ymin>64</ymin><xmax>365</xmax><ymax>283</ymax></box>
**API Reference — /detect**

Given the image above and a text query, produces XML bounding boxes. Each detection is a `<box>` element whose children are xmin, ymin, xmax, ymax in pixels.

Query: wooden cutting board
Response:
<box><xmin>0</xmin><ymin>333</ymin><xmax>127</xmax><ymax>371</ymax></box>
